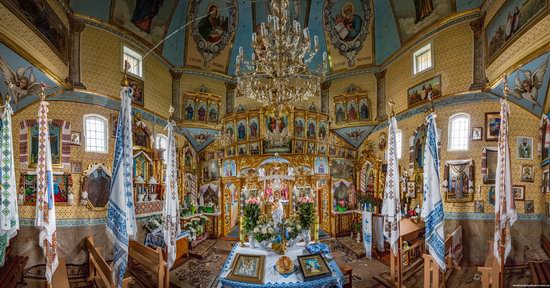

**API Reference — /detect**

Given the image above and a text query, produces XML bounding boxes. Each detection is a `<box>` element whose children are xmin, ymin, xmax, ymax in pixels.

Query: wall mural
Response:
<box><xmin>485</xmin><ymin>0</ymin><xmax>547</xmax><ymax>63</ymax></box>
<box><xmin>181</xmin><ymin>127</ymin><xmax>218</xmax><ymax>152</ymax></box>
<box><xmin>407</xmin><ymin>75</ymin><xmax>442</xmax><ymax>108</ymax></box>
<box><xmin>491</xmin><ymin>52</ymin><xmax>550</xmax><ymax>116</ymax></box>
<box><xmin>111</xmin><ymin>0</ymin><xmax>177</xmax><ymax>47</ymax></box>
<box><xmin>391</xmin><ymin>0</ymin><xmax>453</xmax><ymax>43</ymax></box>
<box><xmin>0</xmin><ymin>44</ymin><xmax>57</xmax><ymax>111</ymax></box>
<box><xmin>2</xmin><ymin>0</ymin><xmax>68</xmax><ymax>61</ymax></box>
<box><xmin>188</xmin><ymin>0</ymin><xmax>238</xmax><ymax>69</ymax></box>
<box><xmin>333</xmin><ymin>125</ymin><xmax>375</xmax><ymax>148</ymax></box>
<box><xmin>324</xmin><ymin>0</ymin><xmax>373</xmax><ymax>69</ymax></box>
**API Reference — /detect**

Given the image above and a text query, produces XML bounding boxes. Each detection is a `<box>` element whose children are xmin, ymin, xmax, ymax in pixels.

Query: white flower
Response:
<box><xmin>286</xmin><ymin>227</ymin><xmax>291</xmax><ymax>233</ymax></box>
<box><xmin>254</xmin><ymin>227</ymin><xmax>260</xmax><ymax>233</ymax></box>
<box><xmin>297</xmin><ymin>225</ymin><xmax>302</xmax><ymax>230</ymax></box>
<box><xmin>268</xmin><ymin>227</ymin><xmax>274</xmax><ymax>234</ymax></box>
<box><xmin>261</xmin><ymin>227</ymin><xmax>267</xmax><ymax>234</ymax></box>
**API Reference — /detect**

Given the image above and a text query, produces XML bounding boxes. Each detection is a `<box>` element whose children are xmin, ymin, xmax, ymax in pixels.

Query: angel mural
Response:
<box><xmin>509</xmin><ymin>56</ymin><xmax>548</xmax><ymax>110</ymax></box>
<box><xmin>0</xmin><ymin>56</ymin><xmax>42</xmax><ymax>107</ymax></box>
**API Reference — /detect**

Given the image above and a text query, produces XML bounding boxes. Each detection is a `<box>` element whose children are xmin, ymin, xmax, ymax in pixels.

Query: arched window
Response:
<box><xmin>396</xmin><ymin>129</ymin><xmax>403</xmax><ymax>159</ymax></box>
<box><xmin>448</xmin><ymin>113</ymin><xmax>470</xmax><ymax>151</ymax></box>
<box><xmin>155</xmin><ymin>134</ymin><xmax>169</xmax><ymax>163</ymax></box>
<box><xmin>84</xmin><ymin>115</ymin><xmax>108</xmax><ymax>153</ymax></box>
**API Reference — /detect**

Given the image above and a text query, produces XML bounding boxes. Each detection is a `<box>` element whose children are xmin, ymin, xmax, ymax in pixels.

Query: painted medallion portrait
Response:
<box><xmin>324</xmin><ymin>0</ymin><xmax>372</xmax><ymax>66</ymax></box>
<box><xmin>190</xmin><ymin>0</ymin><xmax>238</xmax><ymax>65</ymax></box>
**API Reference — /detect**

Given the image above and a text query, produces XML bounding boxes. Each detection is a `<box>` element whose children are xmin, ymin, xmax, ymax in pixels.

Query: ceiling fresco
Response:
<box><xmin>69</xmin><ymin>0</ymin><xmax>484</xmax><ymax>71</ymax></box>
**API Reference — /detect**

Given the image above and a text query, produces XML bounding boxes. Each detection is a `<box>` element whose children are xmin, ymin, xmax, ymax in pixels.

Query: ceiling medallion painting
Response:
<box><xmin>324</xmin><ymin>0</ymin><xmax>372</xmax><ymax>67</ymax></box>
<box><xmin>190</xmin><ymin>0</ymin><xmax>238</xmax><ymax>67</ymax></box>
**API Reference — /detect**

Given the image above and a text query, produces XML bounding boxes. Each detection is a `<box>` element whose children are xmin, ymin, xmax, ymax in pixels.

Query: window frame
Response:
<box><xmin>155</xmin><ymin>133</ymin><xmax>169</xmax><ymax>163</ymax></box>
<box><xmin>83</xmin><ymin>114</ymin><xmax>109</xmax><ymax>154</ymax></box>
<box><xmin>122</xmin><ymin>45</ymin><xmax>143</xmax><ymax>78</ymax></box>
<box><xmin>412</xmin><ymin>42</ymin><xmax>434</xmax><ymax>76</ymax></box>
<box><xmin>447</xmin><ymin>113</ymin><xmax>471</xmax><ymax>152</ymax></box>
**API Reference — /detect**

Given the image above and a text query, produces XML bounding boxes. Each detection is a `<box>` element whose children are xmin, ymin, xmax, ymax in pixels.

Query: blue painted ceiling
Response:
<box><xmin>70</xmin><ymin>0</ymin><xmax>482</xmax><ymax>74</ymax></box>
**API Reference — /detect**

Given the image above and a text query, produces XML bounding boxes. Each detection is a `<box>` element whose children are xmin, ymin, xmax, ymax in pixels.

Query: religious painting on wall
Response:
<box><xmin>474</xmin><ymin>200</ymin><xmax>484</xmax><ymax>213</ymax></box>
<box><xmin>223</xmin><ymin>159</ymin><xmax>237</xmax><ymax>177</ymax></box>
<box><xmin>188</xmin><ymin>0</ymin><xmax>238</xmax><ymax>70</ymax></box>
<box><xmin>331</xmin><ymin>158</ymin><xmax>354</xmax><ymax>179</ymax></box>
<box><xmin>490</xmin><ymin>52</ymin><xmax>550</xmax><ymax>116</ymax></box>
<box><xmin>359</xmin><ymin>98</ymin><xmax>369</xmax><ymax>120</ymax></box>
<box><xmin>2</xmin><ymin>0</ymin><xmax>68</xmax><ymax>61</ymax></box>
<box><xmin>208</xmin><ymin>103</ymin><xmax>219</xmax><ymax>123</ymax></box>
<box><xmin>295</xmin><ymin>141</ymin><xmax>304</xmax><ymax>154</ymax></box>
<box><xmin>185</xmin><ymin>99</ymin><xmax>195</xmax><ymax>120</ymax></box>
<box><xmin>315</xmin><ymin>157</ymin><xmax>328</xmax><ymax>175</ymax></box>
<box><xmin>485</xmin><ymin>112</ymin><xmax>501</xmax><ymax>141</ymax></box>
<box><xmin>295</xmin><ymin>118</ymin><xmax>305</xmax><ymax>138</ymax></box>
<box><xmin>324</xmin><ymin>0</ymin><xmax>373</xmax><ymax>69</ymax></box>
<box><xmin>226</xmin><ymin>145</ymin><xmax>236</xmax><ymax>156</ymax></box>
<box><xmin>225</xmin><ymin>122</ymin><xmax>235</xmax><ymax>140</ymax></box>
<box><xmin>22</xmin><ymin>174</ymin><xmax>70</xmax><ymax>204</ymax></box>
<box><xmin>250</xmin><ymin>142</ymin><xmax>260</xmax><ymax>155</ymax></box>
<box><xmin>525</xmin><ymin>200</ymin><xmax>535</xmax><ymax>214</ymax></box>
<box><xmin>111</xmin><ymin>0</ymin><xmax>177</xmax><ymax>47</ymax></box>
<box><xmin>249</xmin><ymin>118</ymin><xmax>259</xmax><ymax>139</ymax></box>
<box><xmin>485</xmin><ymin>0</ymin><xmax>547</xmax><ymax>63</ymax></box>
<box><xmin>407</xmin><ymin>75</ymin><xmax>441</xmax><ymax>108</ymax></box>
<box><xmin>307</xmin><ymin>142</ymin><xmax>316</xmax><ymax>154</ymax></box>
<box><xmin>472</xmin><ymin>127</ymin><xmax>483</xmax><ymax>141</ymax></box>
<box><xmin>513</xmin><ymin>185</ymin><xmax>525</xmax><ymax>201</ymax></box>
<box><xmin>318</xmin><ymin>121</ymin><xmax>328</xmax><ymax>139</ymax></box>
<box><xmin>237</xmin><ymin>120</ymin><xmax>247</xmax><ymax>141</ymax></box>
<box><xmin>29</xmin><ymin>123</ymin><xmax>61</xmax><ymax>166</ymax></box>
<box><xmin>307</xmin><ymin>119</ymin><xmax>317</xmax><ymax>139</ymax></box>
<box><xmin>127</xmin><ymin>74</ymin><xmax>144</xmax><ymax>106</ymax></box>
<box><xmin>238</xmin><ymin>144</ymin><xmax>248</xmax><ymax>156</ymax></box>
<box><xmin>517</xmin><ymin>136</ymin><xmax>533</xmax><ymax>160</ymax></box>
<box><xmin>335</xmin><ymin>102</ymin><xmax>346</xmax><ymax>123</ymax></box>
<box><xmin>390</xmin><ymin>0</ymin><xmax>453</xmax><ymax>43</ymax></box>
<box><xmin>197</xmin><ymin>102</ymin><xmax>207</xmax><ymax>122</ymax></box>
<box><xmin>81</xmin><ymin>164</ymin><xmax>111</xmax><ymax>209</ymax></box>
<box><xmin>443</xmin><ymin>159</ymin><xmax>474</xmax><ymax>202</ymax></box>
<box><xmin>520</xmin><ymin>164</ymin><xmax>534</xmax><ymax>182</ymax></box>
<box><xmin>543</xmin><ymin>168</ymin><xmax>549</xmax><ymax>193</ymax></box>
<box><xmin>482</xmin><ymin>148</ymin><xmax>497</xmax><ymax>184</ymax></box>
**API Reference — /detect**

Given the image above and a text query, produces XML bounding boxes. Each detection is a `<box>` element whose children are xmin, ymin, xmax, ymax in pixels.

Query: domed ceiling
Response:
<box><xmin>70</xmin><ymin>0</ymin><xmax>482</xmax><ymax>75</ymax></box>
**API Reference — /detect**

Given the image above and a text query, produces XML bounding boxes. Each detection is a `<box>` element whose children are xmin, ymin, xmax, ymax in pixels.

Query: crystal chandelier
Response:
<box><xmin>235</xmin><ymin>0</ymin><xmax>328</xmax><ymax>114</ymax></box>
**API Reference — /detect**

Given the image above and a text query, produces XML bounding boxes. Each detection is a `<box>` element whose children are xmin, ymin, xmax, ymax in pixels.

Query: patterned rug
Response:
<box><xmin>336</xmin><ymin>236</ymin><xmax>366</xmax><ymax>258</ymax></box>
<box><xmin>190</xmin><ymin>239</ymin><xmax>218</xmax><ymax>258</ymax></box>
<box><xmin>170</xmin><ymin>250</ymin><xmax>228</xmax><ymax>288</ymax></box>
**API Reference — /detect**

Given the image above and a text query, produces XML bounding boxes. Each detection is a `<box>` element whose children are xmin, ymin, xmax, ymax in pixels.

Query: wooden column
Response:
<box><xmin>171</xmin><ymin>71</ymin><xmax>183</xmax><ymax>120</ymax></box>
<box><xmin>469</xmin><ymin>15</ymin><xmax>486</xmax><ymax>90</ymax></box>
<box><xmin>225</xmin><ymin>82</ymin><xmax>237</xmax><ymax>115</ymax></box>
<box><xmin>375</xmin><ymin>70</ymin><xmax>387</xmax><ymax>121</ymax></box>
<box><xmin>68</xmin><ymin>19</ymin><xmax>86</xmax><ymax>89</ymax></box>
<box><xmin>321</xmin><ymin>81</ymin><xmax>331</xmax><ymax>114</ymax></box>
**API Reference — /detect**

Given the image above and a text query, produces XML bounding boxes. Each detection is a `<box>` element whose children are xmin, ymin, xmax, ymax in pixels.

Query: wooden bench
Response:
<box><xmin>85</xmin><ymin>236</ymin><xmax>134</xmax><ymax>288</ymax></box>
<box><xmin>50</xmin><ymin>258</ymin><xmax>70</xmax><ymax>288</ymax></box>
<box><xmin>0</xmin><ymin>254</ymin><xmax>28</xmax><ymax>288</ymax></box>
<box><xmin>528</xmin><ymin>261</ymin><xmax>550</xmax><ymax>284</ymax></box>
<box><xmin>478</xmin><ymin>241</ymin><xmax>500</xmax><ymax>288</ymax></box>
<box><xmin>128</xmin><ymin>240</ymin><xmax>169</xmax><ymax>288</ymax></box>
<box><xmin>337</xmin><ymin>262</ymin><xmax>352</xmax><ymax>288</ymax></box>
<box><xmin>542</xmin><ymin>235</ymin><xmax>550</xmax><ymax>257</ymax></box>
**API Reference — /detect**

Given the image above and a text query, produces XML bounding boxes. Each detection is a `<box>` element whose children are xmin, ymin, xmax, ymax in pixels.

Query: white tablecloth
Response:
<box><xmin>218</xmin><ymin>242</ymin><xmax>344</xmax><ymax>288</ymax></box>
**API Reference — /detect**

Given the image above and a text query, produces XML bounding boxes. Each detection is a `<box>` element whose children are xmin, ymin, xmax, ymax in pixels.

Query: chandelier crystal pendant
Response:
<box><xmin>235</xmin><ymin>0</ymin><xmax>328</xmax><ymax>113</ymax></box>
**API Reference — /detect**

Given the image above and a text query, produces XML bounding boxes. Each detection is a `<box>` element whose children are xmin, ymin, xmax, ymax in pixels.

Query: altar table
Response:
<box><xmin>218</xmin><ymin>243</ymin><xmax>345</xmax><ymax>288</ymax></box>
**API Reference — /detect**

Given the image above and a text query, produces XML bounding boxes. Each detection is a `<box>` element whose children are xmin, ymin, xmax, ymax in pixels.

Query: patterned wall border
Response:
<box><xmin>445</xmin><ymin>212</ymin><xmax>544</xmax><ymax>221</ymax></box>
<box><xmin>19</xmin><ymin>213</ymin><xmax>162</xmax><ymax>227</ymax></box>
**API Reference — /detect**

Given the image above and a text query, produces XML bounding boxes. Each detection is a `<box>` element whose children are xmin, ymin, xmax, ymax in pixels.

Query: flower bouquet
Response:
<box><xmin>297</xmin><ymin>197</ymin><xmax>315</xmax><ymax>245</ymax></box>
<box><xmin>243</xmin><ymin>198</ymin><xmax>261</xmax><ymax>235</ymax></box>
<box><xmin>336</xmin><ymin>199</ymin><xmax>348</xmax><ymax>212</ymax></box>
<box><xmin>252</xmin><ymin>216</ymin><xmax>276</xmax><ymax>249</ymax></box>
<box><xmin>144</xmin><ymin>216</ymin><xmax>163</xmax><ymax>233</ymax></box>
<box><xmin>282</xmin><ymin>216</ymin><xmax>302</xmax><ymax>247</ymax></box>
<box><xmin>183</xmin><ymin>215</ymin><xmax>209</xmax><ymax>242</ymax></box>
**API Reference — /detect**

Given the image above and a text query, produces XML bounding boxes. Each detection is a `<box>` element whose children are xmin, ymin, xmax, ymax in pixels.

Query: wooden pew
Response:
<box><xmin>423</xmin><ymin>226</ymin><xmax>463</xmax><ymax>288</ymax></box>
<box><xmin>85</xmin><ymin>236</ymin><xmax>134</xmax><ymax>288</ymax></box>
<box><xmin>128</xmin><ymin>240</ymin><xmax>169</xmax><ymax>288</ymax></box>
<box><xmin>542</xmin><ymin>235</ymin><xmax>550</xmax><ymax>257</ymax></box>
<box><xmin>50</xmin><ymin>258</ymin><xmax>70</xmax><ymax>288</ymax></box>
<box><xmin>0</xmin><ymin>254</ymin><xmax>28</xmax><ymax>288</ymax></box>
<box><xmin>478</xmin><ymin>241</ymin><xmax>500</xmax><ymax>288</ymax></box>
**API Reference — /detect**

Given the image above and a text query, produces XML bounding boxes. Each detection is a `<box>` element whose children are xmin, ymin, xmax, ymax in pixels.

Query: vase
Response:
<box><xmin>249</xmin><ymin>234</ymin><xmax>257</xmax><ymax>248</ymax></box>
<box><xmin>288</xmin><ymin>237</ymin><xmax>298</xmax><ymax>247</ymax></box>
<box><xmin>303</xmin><ymin>230</ymin><xmax>311</xmax><ymax>245</ymax></box>
<box><xmin>137</xmin><ymin>193</ymin><xmax>146</xmax><ymax>202</ymax></box>
<box><xmin>259</xmin><ymin>241</ymin><xmax>270</xmax><ymax>249</ymax></box>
